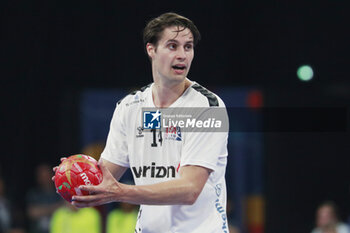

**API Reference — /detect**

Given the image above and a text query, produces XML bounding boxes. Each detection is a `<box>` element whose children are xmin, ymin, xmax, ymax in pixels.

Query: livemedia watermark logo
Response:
<box><xmin>141</xmin><ymin>107</ymin><xmax>347</xmax><ymax>132</ymax></box>
<box><xmin>143</xmin><ymin>110</ymin><xmax>161</xmax><ymax>129</ymax></box>
<box><xmin>142</xmin><ymin>107</ymin><xmax>229</xmax><ymax>132</ymax></box>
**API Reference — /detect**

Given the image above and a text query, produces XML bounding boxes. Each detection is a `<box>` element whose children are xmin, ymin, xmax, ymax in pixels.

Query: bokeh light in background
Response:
<box><xmin>297</xmin><ymin>65</ymin><xmax>314</xmax><ymax>82</ymax></box>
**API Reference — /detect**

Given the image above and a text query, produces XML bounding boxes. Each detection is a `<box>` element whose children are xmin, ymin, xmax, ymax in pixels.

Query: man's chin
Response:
<box><xmin>170</xmin><ymin>75</ymin><xmax>187</xmax><ymax>82</ymax></box>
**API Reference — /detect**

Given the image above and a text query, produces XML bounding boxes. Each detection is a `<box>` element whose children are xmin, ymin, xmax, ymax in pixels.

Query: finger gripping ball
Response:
<box><xmin>54</xmin><ymin>154</ymin><xmax>103</xmax><ymax>202</ymax></box>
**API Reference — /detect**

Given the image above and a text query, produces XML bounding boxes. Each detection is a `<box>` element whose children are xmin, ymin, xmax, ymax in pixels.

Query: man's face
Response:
<box><xmin>147</xmin><ymin>26</ymin><xmax>194</xmax><ymax>84</ymax></box>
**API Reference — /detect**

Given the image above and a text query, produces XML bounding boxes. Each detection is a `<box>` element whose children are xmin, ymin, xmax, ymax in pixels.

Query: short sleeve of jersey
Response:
<box><xmin>180</xmin><ymin>106</ymin><xmax>229</xmax><ymax>172</ymax></box>
<box><xmin>101</xmin><ymin>102</ymin><xmax>129</xmax><ymax>167</ymax></box>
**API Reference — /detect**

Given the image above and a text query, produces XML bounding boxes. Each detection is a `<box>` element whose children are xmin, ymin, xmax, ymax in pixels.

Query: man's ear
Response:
<box><xmin>146</xmin><ymin>43</ymin><xmax>156</xmax><ymax>59</ymax></box>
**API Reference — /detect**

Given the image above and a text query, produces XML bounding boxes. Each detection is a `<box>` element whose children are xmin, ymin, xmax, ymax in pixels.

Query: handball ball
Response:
<box><xmin>54</xmin><ymin>154</ymin><xmax>103</xmax><ymax>202</ymax></box>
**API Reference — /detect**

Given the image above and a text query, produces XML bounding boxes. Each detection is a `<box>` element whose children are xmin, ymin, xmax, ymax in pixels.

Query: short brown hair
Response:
<box><xmin>143</xmin><ymin>12</ymin><xmax>201</xmax><ymax>53</ymax></box>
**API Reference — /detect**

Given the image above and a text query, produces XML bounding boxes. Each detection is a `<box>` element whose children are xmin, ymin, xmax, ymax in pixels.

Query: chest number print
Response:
<box><xmin>151</xmin><ymin>129</ymin><xmax>162</xmax><ymax>147</ymax></box>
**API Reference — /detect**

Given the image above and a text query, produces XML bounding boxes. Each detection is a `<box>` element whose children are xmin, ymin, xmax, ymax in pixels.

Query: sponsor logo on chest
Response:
<box><xmin>164</xmin><ymin>126</ymin><xmax>182</xmax><ymax>141</ymax></box>
<box><xmin>131</xmin><ymin>162</ymin><xmax>176</xmax><ymax>178</ymax></box>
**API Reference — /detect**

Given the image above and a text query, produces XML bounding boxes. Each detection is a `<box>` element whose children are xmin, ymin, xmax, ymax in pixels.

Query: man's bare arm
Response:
<box><xmin>101</xmin><ymin>158</ymin><xmax>128</xmax><ymax>181</ymax></box>
<box><xmin>71</xmin><ymin>160</ymin><xmax>211</xmax><ymax>207</ymax></box>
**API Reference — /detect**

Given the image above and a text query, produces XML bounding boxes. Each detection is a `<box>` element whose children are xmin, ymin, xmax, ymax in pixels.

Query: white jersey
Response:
<box><xmin>101</xmin><ymin>80</ymin><xmax>229</xmax><ymax>233</ymax></box>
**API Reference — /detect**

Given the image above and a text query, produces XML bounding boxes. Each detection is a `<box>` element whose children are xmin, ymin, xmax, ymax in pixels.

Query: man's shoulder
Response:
<box><xmin>188</xmin><ymin>82</ymin><xmax>225</xmax><ymax>108</ymax></box>
<box><xmin>116</xmin><ymin>83</ymin><xmax>152</xmax><ymax>109</ymax></box>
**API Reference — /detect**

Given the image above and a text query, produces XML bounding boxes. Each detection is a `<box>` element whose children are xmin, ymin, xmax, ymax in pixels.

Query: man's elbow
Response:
<box><xmin>184</xmin><ymin>188</ymin><xmax>201</xmax><ymax>205</ymax></box>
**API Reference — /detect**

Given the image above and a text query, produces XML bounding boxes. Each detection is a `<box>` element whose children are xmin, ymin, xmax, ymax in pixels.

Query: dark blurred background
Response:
<box><xmin>1</xmin><ymin>1</ymin><xmax>349</xmax><ymax>233</ymax></box>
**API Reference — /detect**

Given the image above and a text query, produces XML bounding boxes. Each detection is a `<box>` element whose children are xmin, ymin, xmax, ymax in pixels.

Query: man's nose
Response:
<box><xmin>176</xmin><ymin>48</ymin><xmax>186</xmax><ymax>60</ymax></box>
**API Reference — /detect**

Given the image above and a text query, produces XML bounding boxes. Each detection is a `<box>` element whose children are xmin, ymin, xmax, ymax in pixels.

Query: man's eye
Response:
<box><xmin>169</xmin><ymin>44</ymin><xmax>176</xmax><ymax>49</ymax></box>
<box><xmin>185</xmin><ymin>44</ymin><xmax>193</xmax><ymax>50</ymax></box>
<box><xmin>169</xmin><ymin>44</ymin><xmax>177</xmax><ymax>50</ymax></box>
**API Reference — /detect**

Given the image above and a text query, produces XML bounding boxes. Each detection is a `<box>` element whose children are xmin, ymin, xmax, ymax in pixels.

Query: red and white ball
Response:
<box><xmin>54</xmin><ymin>154</ymin><xmax>103</xmax><ymax>202</ymax></box>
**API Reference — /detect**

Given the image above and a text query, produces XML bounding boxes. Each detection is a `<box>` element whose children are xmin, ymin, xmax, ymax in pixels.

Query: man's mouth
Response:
<box><xmin>172</xmin><ymin>65</ymin><xmax>186</xmax><ymax>70</ymax></box>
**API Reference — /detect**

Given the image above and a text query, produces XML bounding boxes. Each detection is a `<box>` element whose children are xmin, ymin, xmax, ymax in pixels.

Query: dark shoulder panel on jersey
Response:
<box><xmin>191</xmin><ymin>83</ymin><xmax>219</xmax><ymax>107</ymax></box>
<box><xmin>117</xmin><ymin>83</ymin><xmax>151</xmax><ymax>105</ymax></box>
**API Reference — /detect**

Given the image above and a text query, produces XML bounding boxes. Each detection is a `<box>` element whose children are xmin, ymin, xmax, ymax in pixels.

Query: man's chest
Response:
<box><xmin>127</xmin><ymin>124</ymin><xmax>184</xmax><ymax>183</ymax></box>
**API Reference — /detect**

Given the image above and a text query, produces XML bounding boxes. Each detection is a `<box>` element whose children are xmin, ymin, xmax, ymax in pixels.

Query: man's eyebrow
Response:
<box><xmin>165</xmin><ymin>39</ymin><xmax>194</xmax><ymax>44</ymax></box>
<box><xmin>166</xmin><ymin>39</ymin><xmax>179</xmax><ymax>44</ymax></box>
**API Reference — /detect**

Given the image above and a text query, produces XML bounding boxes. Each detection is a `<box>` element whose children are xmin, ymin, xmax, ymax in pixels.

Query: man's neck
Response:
<box><xmin>152</xmin><ymin>79</ymin><xmax>191</xmax><ymax>108</ymax></box>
